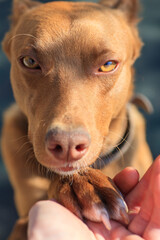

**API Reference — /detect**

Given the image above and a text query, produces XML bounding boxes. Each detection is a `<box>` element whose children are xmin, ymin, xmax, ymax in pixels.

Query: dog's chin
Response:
<box><xmin>53</xmin><ymin>167</ymin><xmax>80</xmax><ymax>176</ymax></box>
<box><xmin>39</xmin><ymin>157</ymin><xmax>89</xmax><ymax>176</ymax></box>
<box><xmin>49</xmin><ymin>163</ymin><xmax>87</xmax><ymax>176</ymax></box>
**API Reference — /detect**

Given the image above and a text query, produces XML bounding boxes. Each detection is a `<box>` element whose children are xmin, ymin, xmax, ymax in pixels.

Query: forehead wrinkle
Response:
<box><xmin>35</xmin><ymin>17</ymin><xmax>118</xmax><ymax>64</ymax></box>
<box><xmin>61</xmin><ymin>18</ymin><xmax>114</xmax><ymax>58</ymax></box>
<box><xmin>34</xmin><ymin>15</ymin><xmax>72</xmax><ymax>52</ymax></box>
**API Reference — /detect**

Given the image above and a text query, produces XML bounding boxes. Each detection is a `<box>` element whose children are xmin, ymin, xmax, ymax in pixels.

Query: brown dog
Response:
<box><xmin>2</xmin><ymin>0</ymin><xmax>153</xmax><ymax>239</ymax></box>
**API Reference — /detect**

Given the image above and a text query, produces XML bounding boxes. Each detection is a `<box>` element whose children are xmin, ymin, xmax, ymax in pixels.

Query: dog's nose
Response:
<box><xmin>45</xmin><ymin>127</ymin><xmax>90</xmax><ymax>162</ymax></box>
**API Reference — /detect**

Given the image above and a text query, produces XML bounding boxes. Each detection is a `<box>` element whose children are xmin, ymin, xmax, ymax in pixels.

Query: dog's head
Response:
<box><xmin>3</xmin><ymin>0</ymin><xmax>142</xmax><ymax>174</ymax></box>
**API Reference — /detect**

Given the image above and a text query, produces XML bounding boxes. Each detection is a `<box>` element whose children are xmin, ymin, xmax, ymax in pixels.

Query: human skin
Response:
<box><xmin>28</xmin><ymin>156</ymin><xmax>160</xmax><ymax>240</ymax></box>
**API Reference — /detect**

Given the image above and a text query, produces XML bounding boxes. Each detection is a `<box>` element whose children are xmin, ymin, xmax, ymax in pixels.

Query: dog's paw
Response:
<box><xmin>48</xmin><ymin>168</ymin><xmax>129</xmax><ymax>229</ymax></box>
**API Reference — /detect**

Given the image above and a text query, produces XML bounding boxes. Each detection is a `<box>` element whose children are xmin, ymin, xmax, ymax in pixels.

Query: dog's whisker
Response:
<box><xmin>115</xmin><ymin>145</ymin><xmax>125</xmax><ymax>166</ymax></box>
<box><xmin>95</xmin><ymin>156</ymin><xmax>106</xmax><ymax>169</ymax></box>
<box><xmin>24</xmin><ymin>146</ymin><xmax>34</xmax><ymax>155</ymax></box>
<box><xmin>47</xmin><ymin>168</ymin><xmax>54</xmax><ymax>179</ymax></box>
<box><xmin>107</xmin><ymin>130</ymin><xmax>131</xmax><ymax>147</ymax></box>
<box><xmin>25</xmin><ymin>154</ymin><xmax>36</xmax><ymax>176</ymax></box>
<box><xmin>39</xmin><ymin>119</ymin><xmax>47</xmax><ymax>126</ymax></box>
<box><xmin>10</xmin><ymin>135</ymin><xmax>29</xmax><ymax>143</ymax></box>
<box><xmin>8</xmin><ymin>33</ymin><xmax>38</xmax><ymax>44</ymax></box>
<box><xmin>15</xmin><ymin>141</ymin><xmax>32</xmax><ymax>154</ymax></box>
<box><xmin>41</xmin><ymin>165</ymin><xmax>48</xmax><ymax>178</ymax></box>
<box><xmin>69</xmin><ymin>175</ymin><xmax>74</xmax><ymax>185</ymax></box>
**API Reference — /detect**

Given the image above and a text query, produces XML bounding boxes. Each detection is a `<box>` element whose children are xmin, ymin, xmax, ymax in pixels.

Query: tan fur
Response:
<box><xmin>1</xmin><ymin>0</ymin><xmax>152</xmax><ymax>239</ymax></box>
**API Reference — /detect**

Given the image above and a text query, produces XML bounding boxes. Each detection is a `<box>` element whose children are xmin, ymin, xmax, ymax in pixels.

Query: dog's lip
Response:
<box><xmin>58</xmin><ymin>165</ymin><xmax>75</xmax><ymax>172</ymax></box>
<box><xmin>54</xmin><ymin>165</ymin><xmax>80</xmax><ymax>176</ymax></box>
<box><xmin>54</xmin><ymin>162</ymin><xmax>79</xmax><ymax>174</ymax></box>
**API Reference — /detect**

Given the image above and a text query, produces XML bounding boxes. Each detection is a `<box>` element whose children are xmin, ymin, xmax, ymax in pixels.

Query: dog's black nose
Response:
<box><xmin>45</xmin><ymin>127</ymin><xmax>90</xmax><ymax>162</ymax></box>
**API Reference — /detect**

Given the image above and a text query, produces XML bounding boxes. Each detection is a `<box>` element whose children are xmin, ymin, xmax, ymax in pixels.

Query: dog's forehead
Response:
<box><xmin>22</xmin><ymin>2</ymin><xmax>108</xmax><ymax>36</ymax></box>
<box><xmin>15</xmin><ymin>1</ymin><xmax>132</xmax><ymax>57</ymax></box>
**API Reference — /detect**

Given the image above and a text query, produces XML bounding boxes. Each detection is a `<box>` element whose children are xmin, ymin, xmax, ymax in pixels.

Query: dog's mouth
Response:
<box><xmin>54</xmin><ymin>165</ymin><xmax>80</xmax><ymax>175</ymax></box>
<box><xmin>50</xmin><ymin>160</ymin><xmax>89</xmax><ymax>176</ymax></box>
<box><xmin>58</xmin><ymin>165</ymin><xmax>75</xmax><ymax>172</ymax></box>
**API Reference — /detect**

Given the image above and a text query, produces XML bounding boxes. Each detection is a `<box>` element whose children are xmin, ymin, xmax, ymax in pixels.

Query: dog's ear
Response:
<box><xmin>2</xmin><ymin>0</ymin><xmax>41</xmax><ymax>60</ymax></box>
<box><xmin>100</xmin><ymin>0</ymin><xmax>142</xmax><ymax>62</ymax></box>
<box><xmin>11</xmin><ymin>0</ymin><xmax>41</xmax><ymax>26</ymax></box>
<box><xmin>99</xmin><ymin>0</ymin><xmax>140</xmax><ymax>23</ymax></box>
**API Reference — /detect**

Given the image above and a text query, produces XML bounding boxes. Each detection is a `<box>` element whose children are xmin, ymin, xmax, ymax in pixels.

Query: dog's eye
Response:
<box><xmin>21</xmin><ymin>56</ymin><xmax>40</xmax><ymax>69</ymax></box>
<box><xmin>98</xmin><ymin>60</ymin><xmax>118</xmax><ymax>72</ymax></box>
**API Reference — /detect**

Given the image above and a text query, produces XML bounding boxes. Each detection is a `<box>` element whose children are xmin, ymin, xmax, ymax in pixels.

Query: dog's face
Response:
<box><xmin>3</xmin><ymin>0</ymin><xmax>142</xmax><ymax>174</ymax></box>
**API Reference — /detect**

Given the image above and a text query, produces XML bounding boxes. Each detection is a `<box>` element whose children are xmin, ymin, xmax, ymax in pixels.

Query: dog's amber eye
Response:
<box><xmin>22</xmin><ymin>56</ymin><xmax>40</xmax><ymax>69</ymax></box>
<box><xmin>98</xmin><ymin>60</ymin><xmax>118</xmax><ymax>72</ymax></box>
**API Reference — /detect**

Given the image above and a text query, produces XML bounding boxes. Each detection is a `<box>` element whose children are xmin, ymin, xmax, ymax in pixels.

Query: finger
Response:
<box><xmin>143</xmin><ymin>159</ymin><xmax>160</xmax><ymax>238</ymax></box>
<box><xmin>113</xmin><ymin>167</ymin><xmax>139</xmax><ymax>195</ymax></box>
<box><xmin>122</xmin><ymin>236</ymin><xmax>143</xmax><ymax>240</ymax></box>
<box><xmin>143</xmin><ymin>178</ymin><xmax>160</xmax><ymax>239</ymax></box>
<box><xmin>87</xmin><ymin>221</ymin><xmax>142</xmax><ymax>240</ymax></box>
<box><xmin>128</xmin><ymin>197</ymin><xmax>152</xmax><ymax>236</ymax></box>
<box><xmin>128</xmin><ymin>156</ymin><xmax>160</xmax><ymax>235</ymax></box>
<box><xmin>86</xmin><ymin>220</ymin><xmax>110</xmax><ymax>240</ymax></box>
<box><xmin>153</xmin><ymin>157</ymin><xmax>160</xmax><ymax>206</ymax></box>
<box><xmin>125</xmin><ymin>158</ymin><xmax>154</xmax><ymax>209</ymax></box>
<box><xmin>109</xmin><ymin>221</ymin><xmax>143</xmax><ymax>240</ymax></box>
<box><xmin>87</xmin><ymin>220</ymin><xmax>143</xmax><ymax>240</ymax></box>
<box><xmin>28</xmin><ymin>200</ymin><xmax>95</xmax><ymax>240</ymax></box>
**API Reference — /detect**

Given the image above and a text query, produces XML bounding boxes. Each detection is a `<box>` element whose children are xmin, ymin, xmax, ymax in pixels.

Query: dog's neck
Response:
<box><xmin>93</xmin><ymin>104</ymin><xmax>134</xmax><ymax>169</ymax></box>
<box><xmin>93</xmin><ymin>94</ymin><xmax>153</xmax><ymax>169</ymax></box>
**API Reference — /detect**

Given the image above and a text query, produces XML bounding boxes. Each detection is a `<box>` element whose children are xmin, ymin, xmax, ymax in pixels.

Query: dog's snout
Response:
<box><xmin>45</xmin><ymin>127</ymin><xmax>90</xmax><ymax>162</ymax></box>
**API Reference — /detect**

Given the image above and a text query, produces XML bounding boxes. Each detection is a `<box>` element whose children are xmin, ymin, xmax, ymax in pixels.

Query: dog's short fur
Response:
<box><xmin>1</xmin><ymin>0</ymin><xmax>152</xmax><ymax>239</ymax></box>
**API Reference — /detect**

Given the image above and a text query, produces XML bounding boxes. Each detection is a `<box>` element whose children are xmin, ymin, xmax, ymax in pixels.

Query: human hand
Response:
<box><xmin>87</xmin><ymin>155</ymin><xmax>160</xmax><ymax>239</ymax></box>
<box><xmin>28</xmin><ymin>156</ymin><xmax>160</xmax><ymax>240</ymax></box>
<box><xmin>28</xmin><ymin>199</ymin><xmax>95</xmax><ymax>240</ymax></box>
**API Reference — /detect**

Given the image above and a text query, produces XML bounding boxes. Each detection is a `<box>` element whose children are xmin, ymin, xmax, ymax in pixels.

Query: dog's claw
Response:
<box><xmin>110</xmin><ymin>197</ymin><xmax>129</xmax><ymax>225</ymax></box>
<box><xmin>101</xmin><ymin>211</ymin><xmax>111</xmax><ymax>230</ymax></box>
<box><xmin>48</xmin><ymin>167</ymin><xmax>129</xmax><ymax>229</ymax></box>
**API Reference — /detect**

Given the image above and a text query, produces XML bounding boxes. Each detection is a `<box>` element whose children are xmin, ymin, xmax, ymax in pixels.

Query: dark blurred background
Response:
<box><xmin>0</xmin><ymin>0</ymin><xmax>160</xmax><ymax>239</ymax></box>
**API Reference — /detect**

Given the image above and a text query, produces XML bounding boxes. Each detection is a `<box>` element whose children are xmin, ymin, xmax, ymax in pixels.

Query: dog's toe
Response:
<box><xmin>48</xmin><ymin>168</ymin><xmax>129</xmax><ymax>229</ymax></box>
<box><xmin>48</xmin><ymin>176</ymin><xmax>83</xmax><ymax>219</ymax></box>
<box><xmin>83</xmin><ymin>168</ymin><xmax>129</xmax><ymax>225</ymax></box>
<box><xmin>71</xmin><ymin>174</ymin><xmax>111</xmax><ymax>229</ymax></box>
